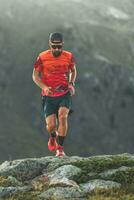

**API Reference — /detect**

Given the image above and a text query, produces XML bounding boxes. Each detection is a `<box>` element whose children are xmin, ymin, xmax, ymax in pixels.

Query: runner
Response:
<box><xmin>32</xmin><ymin>32</ymin><xmax>77</xmax><ymax>156</ymax></box>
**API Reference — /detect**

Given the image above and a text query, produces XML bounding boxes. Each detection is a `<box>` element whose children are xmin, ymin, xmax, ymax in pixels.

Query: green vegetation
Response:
<box><xmin>72</xmin><ymin>154</ymin><xmax>134</xmax><ymax>183</ymax></box>
<box><xmin>87</xmin><ymin>187</ymin><xmax>134</xmax><ymax>200</ymax></box>
<box><xmin>0</xmin><ymin>176</ymin><xmax>12</xmax><ymax>187</ymax></box>
<box><xmin>3</xmin><ymin>191</ymin><xmax>40</xmax><ymax>200</ymax></box>
<box><xmin>3</xmin><ymin>187</ymin><xmax>134</xmax><ymax>200</ymax></box>
<box><xmin>0</xmin><ymin>155</ymin><xmax>134</xmax><ymax>199</ymax></box>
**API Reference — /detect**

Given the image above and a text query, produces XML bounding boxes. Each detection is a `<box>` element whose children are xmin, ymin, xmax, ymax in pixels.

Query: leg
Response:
<box><xmin>55</xmin><ymin>106</ymin><xmax>69</xmax><ymax>157</ymax></box>
<box><xmin>45</xmin><ymin>114</ymin><xmax>58</xmax><ymax>152</ymax></box>
<box><xmin>45</xmin><ymin>114</ymin><xmax>57</xmax><ymax>134</ymax></box>
<box><xmin>58</xmin><ymin>106</ymin><xmax>69</xmax><ymax>136</ymax></box>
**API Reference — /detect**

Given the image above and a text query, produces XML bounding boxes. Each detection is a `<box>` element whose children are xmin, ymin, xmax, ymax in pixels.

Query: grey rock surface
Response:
<box><xmin>0</xmin><ymin>154</ymin><xmax>133</xmax><ymax>199</ymax></box>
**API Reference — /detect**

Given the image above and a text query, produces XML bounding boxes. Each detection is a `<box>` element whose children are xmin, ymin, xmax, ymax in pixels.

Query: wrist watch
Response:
<box><xmin>69</xmin><ymin>82</ymin><xmax>75</xmax><ymax>86</ymax></box>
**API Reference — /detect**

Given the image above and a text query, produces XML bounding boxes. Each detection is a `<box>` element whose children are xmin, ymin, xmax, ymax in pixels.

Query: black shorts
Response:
<box><xmin>42</xmin><ymin>92</ymin><xmax>73</xmax><ymax>118</ymax></box>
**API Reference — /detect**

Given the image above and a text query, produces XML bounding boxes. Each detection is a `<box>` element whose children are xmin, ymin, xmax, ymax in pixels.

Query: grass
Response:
<box><xmin>87</xmin><ymin>187</ymin><xmax>134</xmax><ymax>200</ymax></box>
<box><xmin>3</xmin><ymin>191</ymin><xmax>40</xmax><ymax>200</ymax></box>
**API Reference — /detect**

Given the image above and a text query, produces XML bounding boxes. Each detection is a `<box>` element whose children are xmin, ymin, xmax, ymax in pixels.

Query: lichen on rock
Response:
<box><xmin>0</xmin><ymin>153</ymin><xmax>133</xmax><ymax>200</ymax></box>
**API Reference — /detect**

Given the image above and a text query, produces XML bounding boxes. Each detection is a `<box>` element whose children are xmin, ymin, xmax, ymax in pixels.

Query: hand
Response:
<box><xmin>68</xmin><ymin>83</ymin><xmax>75</xmax><ymax>96</ymax></box>
<box><xmin>43</xmin><ymin>85</ymin><xmax>53</xmax><ymax>95</ymax></box>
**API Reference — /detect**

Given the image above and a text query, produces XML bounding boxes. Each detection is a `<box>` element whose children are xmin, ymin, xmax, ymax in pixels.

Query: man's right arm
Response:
<box><xmin>32</xmin><ymin>68</ymin><xmax>53</xmax><ymax>95</ymax></box>
<box><xmin>32</xmin><ymin>68</ymin><xmax>46</xmax><ymax>90</ymax></box>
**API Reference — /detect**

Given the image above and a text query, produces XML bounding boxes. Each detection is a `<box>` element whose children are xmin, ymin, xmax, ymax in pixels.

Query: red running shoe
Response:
<box><xmin>56</xmin><ymin>145</ymin><xmax>66</xmax><ymax>157</ymax></box>
<box><xmin>48</xmin><ymin>132</ymin><xmax>58</xmax><ymax>152</ymax></box>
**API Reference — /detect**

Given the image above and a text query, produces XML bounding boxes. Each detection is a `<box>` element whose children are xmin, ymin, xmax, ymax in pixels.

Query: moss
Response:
<box><xmin>0</xmin><ymin>176</ymin><xmax>47</xmax><ymax>200</ymax></box>
<box><xmin>71</xmin><ymin>154</ymin><xmax>134</xmax><ymax>183</ymax></box>
<box><xmin>0</xmin><ymin>176</ymin><xmax>13</xmax><ymax>187</ymax></box>
<box><xmin>10</xmin><ymin>160</ymin><xmax>45</xmax><ymax>182</ymax></box>
<box><xmin>32</xmin><ymin>179</ymin><xmax>49</xmax><ymax>191</ymax></box>
<box><xmin>87</xmin><ymin>194</ymin><xmax>134</xmax><ymax>200</ymax></box>
<box><xmin>107</xmin><ymin>167</ymin><xmax>134</xmax><ymax>184</ymax></box>
<box><xmin>0</xmin><ymin>175</ymin><xmax>49</xmax><ymax>200</ymax></box>
<box><xmin>111</xmin><ymin>155</ymin><xmax>134</xmax><ymax>168</ymax></box>
<box><xmin>1</xmin><ymin>154</ymin><xmax>134</xmax><ymax>199</ymax></box>
<box><xmin>71</xmin><ymin>158</ymin><xmax>114</xmax><ymax>183</ymax></box>
<box><xmin>3</xmin><ymin>191</ymin><xmax>40</xmax><ymax>200</ymax></box>
<box><xmin>87</xmin><ymin>187</ymin><xmax>134</xmax><ymax>200</ymax></box>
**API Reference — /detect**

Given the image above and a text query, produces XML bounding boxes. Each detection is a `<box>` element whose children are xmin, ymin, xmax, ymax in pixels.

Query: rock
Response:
<box><xmin>42</xmin><ymin>156</ymin><xmax>84</xmax><ymax>172</ymax></box>
<box><xmin>80</xmin><ymin>179</ymin><xmax>121</xmax><ymax>193</ymax></box>
<box><xmin>0</xmin><ymin>186</ymin><xmax>31</xmax><ymax>198</ymax></box>
<box><xmin>48</xmin><ymin>165</ymin><xmax>81</xmax><ymax>188</ymax></box>
<box><xmin>0</xmin><ymin>176</ymin><xmax>23</xmax><ymax>187</ymax></box>
<box><xmin>49</xmin><ymin>177</ymin><xmax>79</xmax><ymax>188</ymax></box>
<box><xmin>0</xmin><ymin>154</ymin><xmax>133</xmax><ymax>199</ymax></box>
<box><xmin>39</xmin><ymin>186</ymin><xmax>86</xmax><ymax>200</ymax></box>
<box><xmin>99</xmin><ymin>166</ymin><xmax>134</xmax><ymax>184</ymax></box>
<box><xmin>0</xmin><ymin>158</ymin><xmax>51</xmax><ymax>181</ymax></box>
<box><xmin>49</xmin><ymin>164</ymin><xmax>82</xmax><ymax>179</ymax></box>
<box><xmin>69</xmin><ymin>153</ymin><xmax>134</xmax><ymax>183</ymax></box>
<box><xmin>31</xmin><ymin>174</ymin><xmax>50</xmax><ymax>191</ymax></box>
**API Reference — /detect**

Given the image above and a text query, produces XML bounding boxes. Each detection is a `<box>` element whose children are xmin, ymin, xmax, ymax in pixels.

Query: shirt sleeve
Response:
<box><xmin>34</xmin><ymin>56</ymin><xmax>43</xmax><ymax>72</ymax></box>
<box><xmin>69</xmin><ymin>54</ymin><xmax>75</xmax><ymax>70</ymax></box>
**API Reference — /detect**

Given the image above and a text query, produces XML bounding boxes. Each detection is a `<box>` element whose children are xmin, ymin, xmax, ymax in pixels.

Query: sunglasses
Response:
<box><xmin>51</xmin><ymin>45</ymin><xmax>62</xmax><ymax>49</ymax></box>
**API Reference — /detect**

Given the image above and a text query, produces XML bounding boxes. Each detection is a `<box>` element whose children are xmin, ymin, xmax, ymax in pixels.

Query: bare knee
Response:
<box><xmin>58</xmin><ymin>113</ymin><xmax>68</xmax><ymax>124</ymax></box>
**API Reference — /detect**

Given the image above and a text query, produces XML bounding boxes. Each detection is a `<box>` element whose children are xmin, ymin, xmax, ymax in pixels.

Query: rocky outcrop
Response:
<box><xmin>0</xmin><ymin>153</ymin><xmax>133</xmax><ymax>200</ymax></box>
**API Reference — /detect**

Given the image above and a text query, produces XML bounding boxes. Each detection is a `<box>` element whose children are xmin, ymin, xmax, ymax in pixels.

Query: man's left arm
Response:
<box><xmin>69</xmin><ymin>64</ymin><xmax>77</xmax><ymax>85</ymax></box>
<box><xmin>68</xmin><ymin>65</ymin><xmax>77</xmax><ymax>95</ymax></box>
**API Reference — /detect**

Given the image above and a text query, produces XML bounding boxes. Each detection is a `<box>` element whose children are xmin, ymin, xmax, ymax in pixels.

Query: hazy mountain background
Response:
<box><xmin>0</xmin><ymin>0</ymin><xmax>134</xmax><ymax>162</ymax></box>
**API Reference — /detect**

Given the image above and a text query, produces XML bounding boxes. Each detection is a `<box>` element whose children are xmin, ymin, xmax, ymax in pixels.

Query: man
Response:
<box><xmin>32</xmin><ymin>32</ymin><xmax>77</xmax><ymax>157</ymax></box>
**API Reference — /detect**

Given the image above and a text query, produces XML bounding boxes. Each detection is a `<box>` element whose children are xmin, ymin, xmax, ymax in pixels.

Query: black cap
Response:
<box><xmin>49</xmin><ymin>32</ymin><xmax>63</xmax><ymax>43</ymax></box>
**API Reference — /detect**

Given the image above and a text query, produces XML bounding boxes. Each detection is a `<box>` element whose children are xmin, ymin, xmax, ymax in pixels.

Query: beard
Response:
<box><xmin>52</xmin><ymin>50</ymin><xmax>62</xmax><ymax>57</ymax></box>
